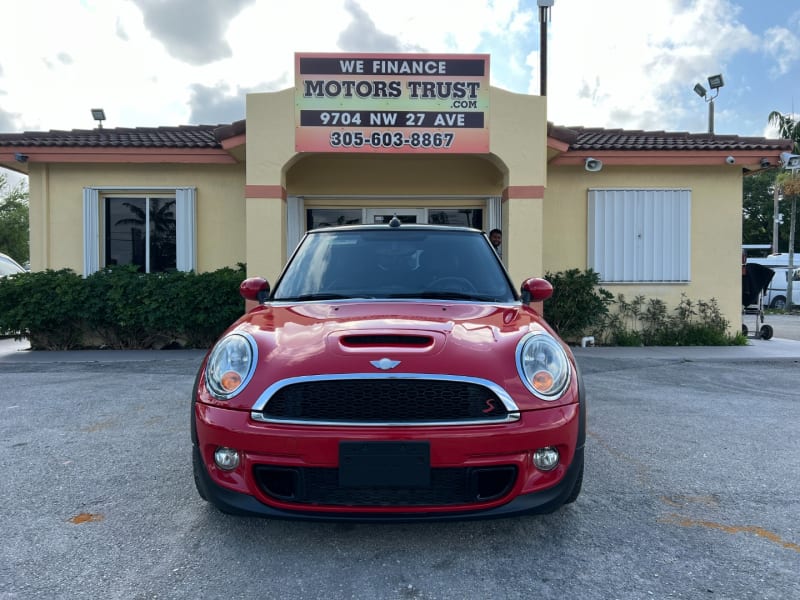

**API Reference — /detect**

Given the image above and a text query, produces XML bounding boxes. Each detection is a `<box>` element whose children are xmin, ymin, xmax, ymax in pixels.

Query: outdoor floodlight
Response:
<box><xmin>693</xmin><ymin>73</ymin><xmax>724</xmax><ymax>134</ymax></box>
<box><xmin>693</xmin><ymin>83</ymin><xmax>707</xmax><ymax>98</ymax></box>
<box><xmin>707</xmin><ymin>74</ymin><xmax>724</xmax><ymax>90</ymax></box>
<box><xmin>91</xmin><ymin>108</ymin><xmax>106</xmax><ymax>129</ymax></box>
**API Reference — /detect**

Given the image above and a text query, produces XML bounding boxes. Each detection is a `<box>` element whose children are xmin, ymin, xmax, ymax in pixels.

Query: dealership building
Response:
<box><xmin>0</xmin><ymin>53</ymin><xmax>792</xmax><ymax>332</ymax></box>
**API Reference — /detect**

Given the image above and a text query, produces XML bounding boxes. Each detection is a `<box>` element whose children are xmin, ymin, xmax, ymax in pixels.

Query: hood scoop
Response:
<box><xmin>341</xmin><ymin>334</ymin><xmax>432</xmax><ymax>348</ymax></box>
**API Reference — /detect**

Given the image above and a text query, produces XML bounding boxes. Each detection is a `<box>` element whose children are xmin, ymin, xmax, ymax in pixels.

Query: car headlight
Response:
<box><xmin>205</xmin><ymin>333</ymin><xmax>257</xmax><ymax>399</ymax></box>
<box><xmin>516</xmin><ymin>331</ymin><xmax>571</xmax><ymax>400</ymax></box>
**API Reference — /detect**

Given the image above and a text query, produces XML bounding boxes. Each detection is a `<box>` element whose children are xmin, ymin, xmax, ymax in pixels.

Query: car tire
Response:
<box><xmin>564</xmin><ymin>461</ymin><xmax>583</xmax><ymax>504</ymax></box>
<box><xmin>770</xmin><ymin>296</ymin><xmax>786</xmax><ymax>309</ymax></box>
<box><xmin>192</xmin><ymin>444</ymin><xmax>210</xmax><ymax>502</ymax></box>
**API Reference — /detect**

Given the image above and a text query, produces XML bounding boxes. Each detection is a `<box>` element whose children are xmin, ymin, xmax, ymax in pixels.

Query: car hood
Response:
<box><xmin>207</xmin><ymin>301</ymin><xmax>572</xmax><ymax>411</ymax></box>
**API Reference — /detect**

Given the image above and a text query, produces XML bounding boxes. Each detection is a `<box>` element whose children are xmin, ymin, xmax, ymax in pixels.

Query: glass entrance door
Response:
<box><xmin>365</xmin><ymin>208</ymin><xmax>426</xmax><ymax>225</ymax></box>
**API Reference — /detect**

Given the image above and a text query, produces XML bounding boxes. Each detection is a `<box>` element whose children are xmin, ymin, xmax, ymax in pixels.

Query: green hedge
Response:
<box><xmin>542</xmin><ymin>268</ymin><xmax>745</xmax><ymax>346</ymax></box>
<box><xmin>0</xmin><ymin>265</ymin><xmax>247</xmax><ymax>350</ymax></box>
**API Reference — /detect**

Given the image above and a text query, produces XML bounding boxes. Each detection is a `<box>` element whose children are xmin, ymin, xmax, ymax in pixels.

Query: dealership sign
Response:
<box><xmin>295</xmin><ymin>53</ymin><xmax>489</xmax><ymax>153</ymax></box>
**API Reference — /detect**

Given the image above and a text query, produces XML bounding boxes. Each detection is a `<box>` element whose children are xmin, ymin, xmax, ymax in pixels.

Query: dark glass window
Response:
<box><xmin>105</xmin><ymin>197</ymin><xmax>176</xmax><ymax>272</ymax></box>
<box><xmin>307</xmin><ymin>209</ymin><xmax>362</xmax><ymax>230</ymax></box>
<box><xmin>428</xmin><ymin>208</ymin><xmax>483</xmax><ymax>229</ymax></box>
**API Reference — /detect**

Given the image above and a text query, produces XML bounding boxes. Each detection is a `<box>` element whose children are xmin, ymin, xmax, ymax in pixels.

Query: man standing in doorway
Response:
<box><xmin>489</xmin><ymin>229</ymin><xmax>502</xmax><ymax>258</ymax></box>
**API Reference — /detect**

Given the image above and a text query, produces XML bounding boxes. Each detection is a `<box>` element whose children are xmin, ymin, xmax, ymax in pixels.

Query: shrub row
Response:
<box><xmin>542</xmin><ymin>268</ymin><xmax>745</xmax><ymax>346</ymax></box>
<box><xmin>0</xmin><ymin>265</ymin><xmax>246</xmax><ymax>350</ymax></box>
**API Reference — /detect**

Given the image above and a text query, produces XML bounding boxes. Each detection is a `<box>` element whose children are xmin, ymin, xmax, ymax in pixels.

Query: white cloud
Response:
<box><xmin>763</xmin><ymin>26</ymin><xmax>800</xmax><ymax>77</ymax></box>
<box><xmin>539</xmin><ymin>0</ymin><xmax>758</xmax><ymax>131</ymax></box>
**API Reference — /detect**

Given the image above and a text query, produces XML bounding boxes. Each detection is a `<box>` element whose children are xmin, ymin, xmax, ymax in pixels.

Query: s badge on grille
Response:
<box><xmin>370</xmin><ymin>358</ymin><xmax>401</xmax><ymax>370</ymax></box>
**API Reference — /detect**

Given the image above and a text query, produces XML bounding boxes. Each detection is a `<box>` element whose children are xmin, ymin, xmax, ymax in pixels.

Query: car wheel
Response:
<box><xmin>770</xmin><ymin>296</ymin><xmax>786</xmax><ymax>309</ymax></box>
<box><xmin>192</xmin><ymin>444</ymin><xmax>210</xmax><ymax>502</ymax></box>
<box><xmin>564</xmin><ymin>461</ymin><xmax>583</xmax><ymax>504</ymax></box>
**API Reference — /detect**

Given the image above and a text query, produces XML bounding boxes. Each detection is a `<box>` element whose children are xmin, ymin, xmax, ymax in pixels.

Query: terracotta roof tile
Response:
<box><xmin>550</xmin><ymin>125</ymin><xmax>791</xmax><ymax>152</ymax></box>
<box><xmin>0</xmin><ymin>125</ymin><xmax>222</xmax><ymax>149</ymax></box>
<box><xmin>1</xmin><ymin>122</ymin><xmax>792</xmax><ymax>153</ymax></box>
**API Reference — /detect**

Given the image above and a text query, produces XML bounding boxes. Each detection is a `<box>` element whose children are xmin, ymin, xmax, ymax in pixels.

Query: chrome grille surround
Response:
<box><xmin>250</xmin><ymin>373</ymin><xmax>520</xmax><ymax>426</ymax></box>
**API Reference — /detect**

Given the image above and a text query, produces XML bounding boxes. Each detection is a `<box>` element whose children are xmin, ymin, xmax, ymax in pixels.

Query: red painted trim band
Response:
<box><xmin>502</xmin><ymin>186</ymin><xmax>545</xmax><ymax>200</ymax></box>
<box><xmin>246</xmin><ymin>185</ymin><xmax>286</xmax><ymax>199</ymax></box>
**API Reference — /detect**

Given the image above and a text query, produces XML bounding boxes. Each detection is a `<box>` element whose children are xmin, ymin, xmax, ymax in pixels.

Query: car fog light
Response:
<box><xmin>214</xmin><ymin>447</ymin><xmax>240</xmax><ymax>471</ymax></box>
<box><xmin>532</xmin><ymin>447</ymin><xmax>559</xmax><ymax>471</ymax></box>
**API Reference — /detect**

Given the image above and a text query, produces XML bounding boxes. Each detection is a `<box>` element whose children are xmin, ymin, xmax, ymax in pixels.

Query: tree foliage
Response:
<box><xmin>0</xmin><ymin>174</ymin><xmax>29</xmax><ymax>265</ymax></box>
<box><xmin>743</xmin><ymin>171</ymin><xmax>785</xmax><ymax>249</ymax></box>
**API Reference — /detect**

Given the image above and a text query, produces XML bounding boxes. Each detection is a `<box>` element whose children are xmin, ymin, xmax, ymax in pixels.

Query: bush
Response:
<box><xmin>601</xmin><ymin>293</ymin><xmax>743</xmax><ymax>346</ymax></box>
<box><xmin>542</xmin><ymin>269</ymin><xmax>613</xmax><ymax>341</ymax></box>
<box><xmin>0</xmin><ymin>265</ymin><xmax>246</xmax><ymax>350</ymax></box>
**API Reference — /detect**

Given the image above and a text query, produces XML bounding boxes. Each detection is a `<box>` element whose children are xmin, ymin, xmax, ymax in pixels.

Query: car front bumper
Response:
<box><xmin>193</xmin><ymin>393</ymin><xmax>585</xmax><ymax>521</ymax></box>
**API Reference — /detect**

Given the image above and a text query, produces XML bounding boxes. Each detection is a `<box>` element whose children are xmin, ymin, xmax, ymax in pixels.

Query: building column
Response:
<box><xmin>244</xmin><ymin>185</ymin><xmax>286</xmax><ymax>283</ymax></box>
<box><xmin>503</xmin><ymin>186</ymin><xmax>545</xmax><ymax>312</ymax></box>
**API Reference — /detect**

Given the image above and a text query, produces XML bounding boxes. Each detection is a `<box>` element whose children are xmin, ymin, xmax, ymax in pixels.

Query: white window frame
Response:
<box><xmin>588</xmin><ymin>188</ymin><xmax>691</xmax><ymax>283</ymax></box>
<box><xmin>83</xmin><ymin>186</ymin><xmax>196</xmax><ymax>276</ymax></box>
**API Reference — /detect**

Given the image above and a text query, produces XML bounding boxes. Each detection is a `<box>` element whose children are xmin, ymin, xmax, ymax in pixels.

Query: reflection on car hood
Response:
<box><xmin>229</xmin><ymin>301</ymin><xmax>557</xmax><ymax>386</ymax></box>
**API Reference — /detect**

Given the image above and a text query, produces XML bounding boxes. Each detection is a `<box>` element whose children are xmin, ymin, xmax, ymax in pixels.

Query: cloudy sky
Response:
<box><xmin>2</xmin><ymin>0</ymin><xmax>799</xmax><ymax>187</ymax></box>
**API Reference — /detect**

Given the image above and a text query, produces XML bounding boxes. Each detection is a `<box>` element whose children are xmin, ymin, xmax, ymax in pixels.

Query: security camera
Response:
<box><xmin>760</xmin><ymin>158</ymin><xmax>771</xmax><ymax>169</ymax></box>
<box><xmin>14</xmin><ymin>152</ymin><xmax>29</xmax><ymax>163</ymax></box>
<box><xmin>781</xmin><ymin>152</ymin><xmax>800</xmax><ymax>169</ymax></box>
<box><xmin>585</xmin><ymin>157</ymin><xmax>603</xmax><ymax>172</ymax></box>
<box><xmin>725</xmin><ymin>156</ymin><xmax>736</xmax><ymax>165</ymax></box>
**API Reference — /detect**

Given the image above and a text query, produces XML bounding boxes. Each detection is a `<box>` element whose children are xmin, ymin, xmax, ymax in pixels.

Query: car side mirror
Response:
<box><xmin>239</xmin><ymin>277</ymin><xmax>270</xmax><ymax>304</ymax></box>
<box><xmin>520</xmin><ymin>277</ymin><xmax>553</xmax><ymax>304</ymax></box>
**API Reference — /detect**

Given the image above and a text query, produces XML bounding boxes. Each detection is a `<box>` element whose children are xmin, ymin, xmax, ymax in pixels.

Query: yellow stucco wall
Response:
<box><xmin>27</xmin><ymin>162</ymin><xmax>246</xmax><ymax>273</ymax></box>
<box><xmin>544</xmin><ymin>165</ymin><xmax>744</xmax><ymax>332</ymax></box>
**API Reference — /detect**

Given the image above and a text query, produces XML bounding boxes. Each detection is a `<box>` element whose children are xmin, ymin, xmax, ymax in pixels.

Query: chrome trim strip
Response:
<box><xmin>250</xmin><ymin>373</ymin><xmax>521</xmax><ymax>427</ymax></box>
<box><xmin>268</xmin><ymin>299</ymin><xmax>521</xmax><ymax>307</ymax></box>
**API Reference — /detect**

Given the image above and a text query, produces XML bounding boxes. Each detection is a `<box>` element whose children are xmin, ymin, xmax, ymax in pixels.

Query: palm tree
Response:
<box><xmin>768</xmin><ymin>110</ymin><xmax>800</xmax><ymax>152</ymax></box>
<box><xmin>768</xmin><ymin>110</ymin><xmax>800</xmax><ymax>310</ymax></box>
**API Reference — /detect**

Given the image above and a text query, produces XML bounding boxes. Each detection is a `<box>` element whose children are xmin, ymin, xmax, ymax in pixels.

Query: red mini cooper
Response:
<box><xmin>191</xmin><ymin>223</ymin><xmax>585</xmax><ymax>520</ymax></box>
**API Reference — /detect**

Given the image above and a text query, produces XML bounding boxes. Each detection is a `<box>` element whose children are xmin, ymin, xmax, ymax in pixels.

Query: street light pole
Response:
<box><xmin>773</xmin><ymin>184</ymin><xmax>781</xmax><ymax>254</ymax></box>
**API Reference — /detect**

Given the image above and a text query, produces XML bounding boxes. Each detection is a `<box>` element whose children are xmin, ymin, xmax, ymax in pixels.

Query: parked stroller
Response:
<box><xmin>742</xmin><ymin>262</ymin><xmax>775</xmax><ymax>340</ymax></box>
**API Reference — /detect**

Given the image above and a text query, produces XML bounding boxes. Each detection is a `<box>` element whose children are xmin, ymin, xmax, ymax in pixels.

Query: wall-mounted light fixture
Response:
<box><xmin>91</xmin><ymin>108</ymin><xmax>106</xmax><ymax>129</ymax></box>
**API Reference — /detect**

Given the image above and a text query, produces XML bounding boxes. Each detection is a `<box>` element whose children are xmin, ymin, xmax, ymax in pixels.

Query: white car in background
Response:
<box><xmin>764</xmin><ymin>266</ymin><xmax>800</xmax><ymax>309</ymax></box>
<box><xmin>0</xmin><ymin>252</ymin><xmax>26</xmax><ymax>278</ymax></box>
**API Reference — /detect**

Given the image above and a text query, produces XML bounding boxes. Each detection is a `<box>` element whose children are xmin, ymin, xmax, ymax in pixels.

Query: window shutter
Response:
<box><xmin>175</xmin><ymin>187</ymin><xmax>196</xmax><ymax>272</ymax></box>
<box><xmin>588</xmin><ymin>189</ymin><xmax>691</xmax><ymax>282</ymax></box>
<box><xmin>82</xmin><ymin>187</ymin><xmax>100</xmax><ymax>276</ymax></box>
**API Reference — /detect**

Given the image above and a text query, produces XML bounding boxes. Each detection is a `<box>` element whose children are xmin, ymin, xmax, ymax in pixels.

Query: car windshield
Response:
<box><xmin>272</xmin><ymin>227</ymin><xmax>516</xmax><ymax>303</ymax></box>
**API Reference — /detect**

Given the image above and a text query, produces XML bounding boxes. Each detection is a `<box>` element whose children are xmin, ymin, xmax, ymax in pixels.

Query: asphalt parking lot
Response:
<box><xmin>1</xmin><ymin>335</ymin><xmax>799</xmax><ymax>600</ymax></box>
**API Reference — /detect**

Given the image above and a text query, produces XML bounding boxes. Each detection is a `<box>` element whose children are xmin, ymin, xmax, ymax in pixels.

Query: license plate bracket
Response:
<box><xmin>339</xmin><ymin>441</ymin><xmax>430</xmax><ymax>488</ymax></box>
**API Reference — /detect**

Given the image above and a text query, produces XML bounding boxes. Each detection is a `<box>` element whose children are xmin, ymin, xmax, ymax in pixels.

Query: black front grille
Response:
<box><xmin>260</xmin><ymin>379</ymin><xmax>508</xmax><ymax>423</ymax></box>
<box><xmin>254</xmin><ymin>465</ymin><xmax>517</xmax><ymax>507</ymax></box>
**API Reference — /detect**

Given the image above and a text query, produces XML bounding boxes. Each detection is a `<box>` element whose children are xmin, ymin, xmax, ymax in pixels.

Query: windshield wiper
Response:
<box><xmin>276</xmin><ymin>293</ymin><xmax>352</xmax><ymax>302</ymax></box>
